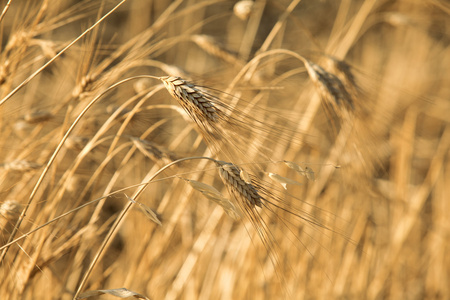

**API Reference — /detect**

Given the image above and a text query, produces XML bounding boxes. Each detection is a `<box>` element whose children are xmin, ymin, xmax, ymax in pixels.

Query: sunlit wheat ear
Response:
<box><xmin>72</xmin><ymin>74</ymin><xmax>96</xmax><ymax>99</ymax></box>
<box><xmin>0</xmin><ymin>60</ymin><xmax>10</xmax><ymax>85</ymax></box>
<box><xmin>77</xmin><ymin>288</ymin><xmax>150</xmax><ymax>300</ymax></box>
<box><xmin>159</xmin><ymin>75</ymin><xmax>228</xmax><ymax>148</ymax></box>
<box><xmin>215</xmin><ymin>160</ymin><xmax>263</xmax><ymax>208</ymax></box>
<box><xmin>0</xmin><ymin>200</ymin><xmax>22</xmax><ymax>237</ymax></box>
<box><xmin>233</xmin><ymin>0</ymin><xmax>254</xmax><ymax>20</ymax></box>
<box><xmin>23</xmin><ymin>110</ymin><xmax>53</xmax><ymax>124</ymax></box>
<box><xmin>213</xmin><ymin>159</ymin><xmax>299</xmax><ymax>294</ymax></box>
<box><xmin>0</xmin><ymin>160</ymin><xmax>41</xmax><ymax>172</ymax></box>
<box><xmin>304</xmin><ymin>59</ymin><xmax>355</xmax><ymax>116</ymax></box>
<box><xmin>160</xmin><ymin>76</ymin><xmax>220</xmax><ymax>123</ymax></box>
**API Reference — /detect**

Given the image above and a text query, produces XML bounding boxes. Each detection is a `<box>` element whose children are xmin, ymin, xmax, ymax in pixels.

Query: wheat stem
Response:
<box><xmin>73</xmin><ymin>156</ymin><xmax>218</xmax><ymax>299</ymax></box>
<box><xmin>0</xmin><ymin>0</ymin><xmax>129</xmax><ymax>107</ymax></box>
<box><xmin>0</xmin><ymin>75</ymin><xmax>159</xmax><ymax>264</ymax></box>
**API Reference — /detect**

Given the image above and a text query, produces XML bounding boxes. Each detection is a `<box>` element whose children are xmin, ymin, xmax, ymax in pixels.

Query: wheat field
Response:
<box><xmin>0</xmin><ymin>0</ymin><xmax>449</xmax><ymax>299</ymax></box>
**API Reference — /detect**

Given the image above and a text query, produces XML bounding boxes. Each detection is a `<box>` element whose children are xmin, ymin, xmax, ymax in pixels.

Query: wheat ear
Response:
<box><xmin>304</xmin><ymin>59</ymin><xmax>355</xmax><ymax>114</ymax></box>
<box><xmin>0</xmin><ymin>200</ymin><xmax>22</xmax><ymax>237</ymax></box>
<box><xmin>160</xmin><ymin>76</ymin><xmax>219</xmax><ymax>123</ymax></box>
<box><xmin>215</xmin><ymin>160</ymin><xmax>262</xmax><ymax>208</ymax></box>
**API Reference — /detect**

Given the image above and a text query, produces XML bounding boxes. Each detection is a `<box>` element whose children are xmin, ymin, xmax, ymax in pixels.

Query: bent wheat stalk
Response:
<box><xmin>228</xmin><ymin>48</ymin><xmax>356</xmax><ymax>118</ymax></box>
<box><xmin>0</xmin><ymin>75</ymin><xmax>164</xmax><ymax>264</ymax></box>
<box><xmin>158</xmin><ymin>75</ymin><xmax>305</xmax><ymax>166</ymax></box>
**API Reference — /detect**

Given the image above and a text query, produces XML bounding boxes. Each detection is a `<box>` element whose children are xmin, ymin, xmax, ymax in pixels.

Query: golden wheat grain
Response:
<box><xmin>210</xmin><ymin>159</ymin><xmax>327</xmax><ymax>298</ymax></box>
<box><xmin>159</xmin><ymin>75</ymin><xmax>231</xmax><ymax>153</ymax></box>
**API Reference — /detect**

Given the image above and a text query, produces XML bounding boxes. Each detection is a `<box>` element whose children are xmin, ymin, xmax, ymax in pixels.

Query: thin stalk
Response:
<box><xmin>0</xmin><ymin>0</ymin><xmax>12</xmax><ymax>23</ymax></box>
<box><xmin>73</xmin><ymin>156</ymin><xmax>218</xmax><ymax>299</ymax></box>
<box><xmin>0</xmin><ymin>75</ymin><xmax>159</xmax><ymax>263</ymax></box>
<box><xmin>0</xmin><ymin>0</ymin><xmax>129</xmax><ymax>106</ymax></box>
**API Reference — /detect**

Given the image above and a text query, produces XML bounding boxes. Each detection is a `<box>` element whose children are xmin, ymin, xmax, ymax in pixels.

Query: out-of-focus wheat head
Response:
<box><xmin>0</xmin><ymin>200</ymin><xmax>22</xmax><ymax>240</ymax></box>
<box><xmin>306</xmin><ymin>60</ymin><xmax>354</xmax><ymax>111</ymax></box>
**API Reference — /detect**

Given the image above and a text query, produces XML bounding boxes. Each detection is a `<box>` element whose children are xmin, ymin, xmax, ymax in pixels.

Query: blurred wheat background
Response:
<box><xmin>0</xmin><ymin>0</ymin><xmax>449</xmax><ymax>299</ymax></box>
